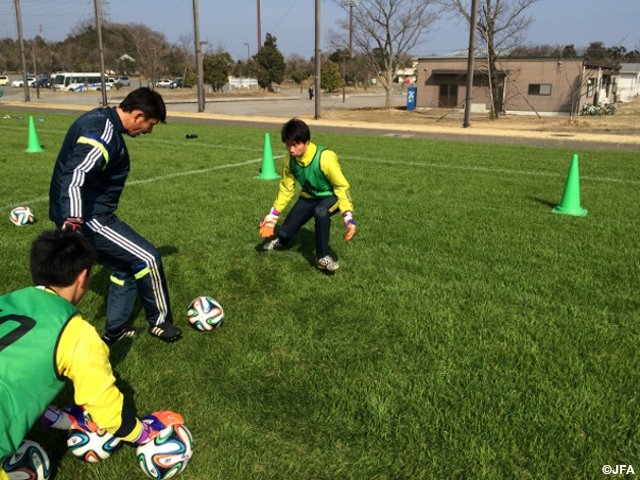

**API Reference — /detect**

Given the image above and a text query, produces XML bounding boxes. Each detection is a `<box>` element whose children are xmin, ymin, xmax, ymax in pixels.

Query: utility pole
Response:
<box><xmin>257</xmin><ymin>0</ymin><xmax>262</xmax><ymax>49</ymax></box>
<box><xmin>244</xmin><ymin>42</ymin><xmax>250</xmax><ymax>62</ymax></box>
<box><xmin>314</xmin><ymin>0</ymin><xmax>321</xmax><ymax>119</ymax></box>
<box><xmin>463</xmin><ymin>0</ymin><xmax>478</xmax><ymax>128</ymax></box>
<box><xmin>14</xmin><ymin>0</ymin><xmax>30</xmax><ymax>102</ymax></box>
<box><xmin>342</xmin><ymin>1</ymin><xmax>358</xmax><ymax>103</ymax></box>
<box><xmin>94</xmin><ymin>0</ymin><xmax>108</xmax><ymax>106</ymax></box>
<box><xmin>347</xmin><ymin>0</ymin><xmax>358</xmax><ymax>53</ymax></box>
<box><xmin>193</xmin><ymin>0</ymin><xmax>205</xmax><ymax>112</ymax></box>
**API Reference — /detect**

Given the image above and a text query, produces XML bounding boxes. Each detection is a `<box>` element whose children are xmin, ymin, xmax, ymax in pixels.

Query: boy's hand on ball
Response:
<box><xmin>66</xmin><ymin>405</ymin><xmax>98</xmax><ymax>433</ymax></box>
<box><xmin>39</xmin><ymin>404</ymin><xmax>73</xmax><ymax>430</ymax></box>
<box><xmin>259</xmin><ymin>207</ymin><xmax>280</xmax><ymax>238</ymax></box>
<box><xmin>136</xmin><ymin>410</ymin><xmax>185</xmax><ymax>444</ymax></box>
<box><xmin>342</xmin><ymin>211</ymin><xmax>356</xmax><ymax>242</ymax></box>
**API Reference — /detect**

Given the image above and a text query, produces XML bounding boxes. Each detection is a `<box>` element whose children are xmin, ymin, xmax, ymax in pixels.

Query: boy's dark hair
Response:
<box><xmin>30</xmin><ymin>231</ymin><xmax>97</xmax><ymax>287</ymax></box>
<box><xmin>119</xmin><ymin>87</ymin><xmax>167</xmax><ymax>123</ymax></box>
<box><xmin>281</xmin><ymin>118</ymin><xmax>310</xmax><ymax>144</ymax></box>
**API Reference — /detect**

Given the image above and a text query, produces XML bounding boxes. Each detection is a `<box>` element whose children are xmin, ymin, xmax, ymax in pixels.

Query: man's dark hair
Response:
<box><xmin>119</xmin><ymin>87</ymin><xmax>167</xmax><ymax>123</ymax></box>
<box><xmin>281</xmin><ymin>118</ymin><xmax>311</xmax><ymax>144</ymax></box>
<box><xmin>30</xmin><ymin>231</ymin><xmax>97</xmax><ymax>287</ymax></box>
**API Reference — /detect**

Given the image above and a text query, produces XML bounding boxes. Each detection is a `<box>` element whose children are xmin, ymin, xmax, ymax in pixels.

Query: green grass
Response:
<box><xmin>1</xmin><ymin>110</ymin><xmax>639</xmax><ymax>479</ymax></box>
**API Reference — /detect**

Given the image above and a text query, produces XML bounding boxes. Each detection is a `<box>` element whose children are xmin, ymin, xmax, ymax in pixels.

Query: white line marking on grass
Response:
<box><xmin>3</xmin><ymin>157</ymin><xmax>277</xmax><ymax>210</ymax></box>
<box><xmin>129</xmin><ymin>158</ymin><xmax>263</xmax><ymax>185</ymax></box>
<box><xmin>354</xmin><ymin>157</ymin><xmax>640</xmax><ymax>185</ymax></box>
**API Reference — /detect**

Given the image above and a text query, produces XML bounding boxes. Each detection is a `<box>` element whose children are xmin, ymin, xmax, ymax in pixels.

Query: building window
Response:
<box><xmin>528</xmin><ymin>83</ymin><xmax>552</xmax><ymax>95</ymax></box>
<box><xmin>586</xmin><ymin>78</ymin><xmax>595</xmax><ymax>98</ymax></box>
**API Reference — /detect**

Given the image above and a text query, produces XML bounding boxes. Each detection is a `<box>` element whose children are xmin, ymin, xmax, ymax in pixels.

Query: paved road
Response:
<box><xmin>0</xmin><ymin>85</ymin><xmax>407</xmax><ymax>117</ymax></box>
<box><xmin>2</xmin><ymin>86</ymin><xmax>636</xmax><ymax>151</ymax></box>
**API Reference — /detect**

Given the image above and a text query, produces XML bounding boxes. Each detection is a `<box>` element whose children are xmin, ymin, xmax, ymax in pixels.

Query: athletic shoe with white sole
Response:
<box><xmin>317</xmin><ymin>255</ymin><xmax>339</xmax><ymax>272</ymax></box>
<box><xmin>263</xmin><ymin>238</ymin><xmax>283</xmax><ymax>251</ymax></box>
<box><xmin>148</xmin><ymin>322</ymin><xmax>182</xmax><ymax>342</ymax></box>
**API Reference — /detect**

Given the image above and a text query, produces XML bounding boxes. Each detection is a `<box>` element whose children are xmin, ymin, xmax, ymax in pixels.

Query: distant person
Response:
<box><xmin>0</xmin><ymin>230</ymin><xmax>184</xmax><ymax>480</ymax></box>
<box><xmin>49</xmin><ymin>87</ymin><xmax>182</xmax><ymax>344</ymax></box>
<box><xmin>308</xmin><ymin>86</ymin><xmax>314</xmax><ymax>100</ymax></box>
<box><xmin>259</xmin><ymin>118</ymin><xmax>356</xmax><ymax>272</ymax></box>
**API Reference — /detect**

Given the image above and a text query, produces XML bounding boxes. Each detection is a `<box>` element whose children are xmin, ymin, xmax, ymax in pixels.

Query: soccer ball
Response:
<box><xmin>136</xmin><ymin>424</ymin><xmax>193</xmax><ymax>479</ymax></box>
<box><xmin>9</xmin><ymin>206</ymin><xmax>35</xmax><ymax>226</ymax></box>
<box><xmin>187</xmin><ymin>296</ymin><xmax>224</xmax><ymax>332</ymax></box>
<box><xmin>2</xmin><ymin>439</ymin><xmax>51</xmax><ymax>480</ymax></box>
<box><xmin>67</xmin><ymin>427</ymin><xmax>121</xmax><ymax>463</ymax></box>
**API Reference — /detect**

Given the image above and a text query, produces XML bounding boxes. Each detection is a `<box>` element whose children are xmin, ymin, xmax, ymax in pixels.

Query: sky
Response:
<box><xmin>1</xmin><ymin>0</ymin><xmax>639</xmax><ymax>60</ymax></box>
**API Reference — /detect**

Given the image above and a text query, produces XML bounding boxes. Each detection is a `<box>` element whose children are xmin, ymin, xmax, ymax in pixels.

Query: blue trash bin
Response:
<box><xmin>406</xmin><ymin>87</ymin><xmax>417</xmax><ymax>110</ymax></box>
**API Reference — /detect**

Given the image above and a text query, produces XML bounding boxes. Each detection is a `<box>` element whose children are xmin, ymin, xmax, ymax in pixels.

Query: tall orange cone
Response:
<box><xmin>256</xmin><ymin>132</ymin><xmax>280</xmax><ymax>180</ymax></box>
<box><xmin>26</xmin><ymin>116</ymin><xmax>44</xmax><ymax>153</ymax></box>
<box><xmin>551</xmin><ymin>153</ymin><xmax>587</xmax><ymax>217</ymax></box>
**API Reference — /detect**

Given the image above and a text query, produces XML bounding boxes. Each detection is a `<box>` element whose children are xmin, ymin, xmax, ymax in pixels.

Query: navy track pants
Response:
<box><xmin>83</xmin><ymin>214</ymin><xmax>173</xmax><ymax>333</ymax></box>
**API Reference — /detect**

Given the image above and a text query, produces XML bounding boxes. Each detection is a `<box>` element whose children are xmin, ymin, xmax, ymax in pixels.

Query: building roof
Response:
<box><xmin>621</xmin><ymin>63</ymin><xmax>640</xmax><ymax>72</ymax></box>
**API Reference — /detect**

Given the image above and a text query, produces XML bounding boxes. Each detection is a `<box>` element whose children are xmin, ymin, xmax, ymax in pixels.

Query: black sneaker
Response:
<box><xmin>263</xmin><ymin>238</ymin><xmax>283</xmax><ymax>251</ymax></box>
<box><xmin>148</xmin><ymin>322</ymin><xmax>182</xmax><ymax>342</ymax></box>
<box><xmin>101</xmin><ymin>325</ymin><xmax>140</xmax><ymax>345</ymax></box>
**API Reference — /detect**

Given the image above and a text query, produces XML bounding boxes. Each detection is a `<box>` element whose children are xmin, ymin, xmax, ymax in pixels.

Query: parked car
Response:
<box><xmin>0</xmin><ymin>75</ymin><xmax>9</xmax><ymax>86</ymax></box>
<box><xmin>169</xmin><ymin>78</ymin><xmax>183</xmax><ymax>89</ymax></box>
<box><xmin>116</xmin><ymin>75</ymin><xmax>131</xmax><ymax>86</ymax></box>
<box><xmin>11</xmin><ymin>77</ymin><xmax>35</xmax><ymax>87</ymax></box>
<box><xmin>32</xmin><ymin>77</ymin><xmax>52</xmax><ymax>89</ymax></box>
<box><xmin>155</xmin><ymin>79</ymin><xmax>172</xmax><ymax>88</ymax></box>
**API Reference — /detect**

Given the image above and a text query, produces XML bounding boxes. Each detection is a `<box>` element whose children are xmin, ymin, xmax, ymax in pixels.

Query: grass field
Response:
<box><xmin>1</xmin><ymin>110</ymin><xmax>639</xmax><ymax>479</ymax></box>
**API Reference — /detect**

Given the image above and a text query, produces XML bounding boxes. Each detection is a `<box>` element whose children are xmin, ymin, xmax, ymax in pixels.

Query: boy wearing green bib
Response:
<box><xmin>259</xmin><ymin>118</ymin><xmax>357</xmax><ymax>272</ymax></box>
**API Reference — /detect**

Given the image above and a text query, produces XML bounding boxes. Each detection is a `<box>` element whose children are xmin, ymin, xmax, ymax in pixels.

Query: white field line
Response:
<box><xmin>4</xmin><ymin>154</ymin><xmax>638</xmax><ymax>210</ymax></box>
<box><xmin>355</xmin><ymin>157</ymin><xmax>640</xmax><ymax>186</ymax></box>
<box><xmin>2</xmin><ymin>157</ymin><xmax>271</xmax><ymax>210</ymax></box>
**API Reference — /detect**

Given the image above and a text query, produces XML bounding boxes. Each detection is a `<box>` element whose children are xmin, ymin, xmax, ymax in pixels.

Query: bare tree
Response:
<box><xmin>444</xmin><ymin>0</ymin><xmax>538</xmax><ymax>118</ymax></box>
<box><xmin>124</xmin><ymin>24</ymin><xmax>169</xmax><ymax>86</ymax></box>
<box><xmin>334</xmin><ymin>0</ymin><xmax>439</xmax><ymax>108</ymax></box>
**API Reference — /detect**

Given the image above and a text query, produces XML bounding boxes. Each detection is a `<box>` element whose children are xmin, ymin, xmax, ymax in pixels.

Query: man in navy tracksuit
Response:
<box><xmin>49</xmin><ymin>87</ymin><xmax>182</xmax><ymax>343</ymax></box>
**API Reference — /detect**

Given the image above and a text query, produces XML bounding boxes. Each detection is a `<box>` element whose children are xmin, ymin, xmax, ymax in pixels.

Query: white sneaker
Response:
<box><xmin>263</xmin><ymin>238</ymin><xmax>283</xmax><ymax>251</ymax></box>
<box><xmin>317</xmin><ymin>255</ymin><xmax>339</xmax><ymax>272</ymax></box>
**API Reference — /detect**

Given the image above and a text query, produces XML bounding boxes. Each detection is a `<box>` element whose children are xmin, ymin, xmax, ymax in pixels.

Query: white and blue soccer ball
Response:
<box><xmin>66</xmin><ymin>427</ymin><xmax>121</xmax><ymax>463</ymax></box>
<box><xmin>9</xmin><ymin>206</ymin><xmax>35</xmax><ymax>226</ymax></box>
<box><xmin>136</xmin><ymin>424</ymin><xmax>194</xmax><ymax>479</ymax></box>
<box><xmin>2</xmin><ymin>439</ymin><xmax>51</xmax><ymax>480</ymax></box>
<box><xmin>187</xmin><ymin>296</ymin><xmax>224</xmax><ymax>332</ymax></box>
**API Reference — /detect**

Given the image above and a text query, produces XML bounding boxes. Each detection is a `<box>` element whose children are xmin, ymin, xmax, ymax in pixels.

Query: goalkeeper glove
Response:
<box><xmin>39</xmin><ymin>405</ymin><xmax>73</xmax><ymax>430</ymax></box>
<box><xmin>62</xmin><ymin>217</ymin><xmax>84</xmax><ymax>233</ymax></box>
<box><xmin>342</xmin><ymin>211</ymin><xmax>356</xmax><ymax>242</ymax></box>
<box><xmin>258</xmin><ymin>208</ymin><xmax>280</xmax><ymax>238</ymax></box>
<box><xmin>134</xmin><ymin>410</ymin><xmax>185</xmax><ymax>445</ymax></box>
<box><xmin>65</xmin><ymin>405</ymin><xmax>99</xmax><ymax>432</ymax></box>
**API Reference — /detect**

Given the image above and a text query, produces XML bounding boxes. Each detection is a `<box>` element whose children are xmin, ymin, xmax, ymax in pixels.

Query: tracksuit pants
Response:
<box><xmin>83</xmin><ymin>214</ymin><xmax>173</xmax><ymax>333</ymax></box>
<box><xmin>277</xmin><ymin>195</ymin><xmax>339</xmax><ymax>259</ymax></box>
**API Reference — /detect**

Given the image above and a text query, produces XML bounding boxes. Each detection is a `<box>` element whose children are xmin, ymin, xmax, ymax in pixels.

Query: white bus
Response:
<box><xmin>52</xmin><ymin>72</ymin><xmax>111</xmax><ymax>92</ymax></box>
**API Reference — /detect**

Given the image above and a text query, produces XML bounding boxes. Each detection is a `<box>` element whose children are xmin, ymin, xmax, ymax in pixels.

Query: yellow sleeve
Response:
<box><xmin>56</xmin><ymin>315</ymin><xmax>142</xmax><ymax>441</ymax></box>
<box><xmin>319</xmin><ymin>150</ymin><xmax>354</xmax><ymax>213</ymax></box>
<box><xmin>272</xmin><ymin>157</ymin><xmax>297</xmax><ymax>213</ymax></box>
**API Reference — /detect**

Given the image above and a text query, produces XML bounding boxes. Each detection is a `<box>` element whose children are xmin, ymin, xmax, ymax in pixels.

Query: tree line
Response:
<box><xmin>1</xmin><ymin>0</ymin><xmax>638</xmax><ymax>114</ymax></box>
<box><xmin>0</xmin><ymin>22</ymin><xmax>367</xmax><ymax>94</ymax></box>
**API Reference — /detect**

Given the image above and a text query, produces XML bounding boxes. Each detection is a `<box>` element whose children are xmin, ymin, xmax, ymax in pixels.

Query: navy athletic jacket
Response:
<box><xmin>49</xmin><ymin>107</ymin><xmax>130</xmax><ymax>225</ymax></box>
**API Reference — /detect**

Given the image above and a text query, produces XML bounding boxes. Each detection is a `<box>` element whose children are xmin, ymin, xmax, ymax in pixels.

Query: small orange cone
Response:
<box><xmin>551</xmin><ymin>153</ymin><xmax>587</xmax><ymax>217</ymax></box>
<box><xmin>26</xmin><ymin>116</ymin><xmax>44</xmax><ymax>153</ymax></box>
<box><xmin>256</xmin><ymin>132</ymin><xmax>280</xmax><ymax>180</ymax></box>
